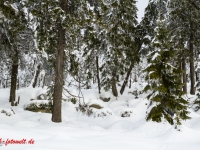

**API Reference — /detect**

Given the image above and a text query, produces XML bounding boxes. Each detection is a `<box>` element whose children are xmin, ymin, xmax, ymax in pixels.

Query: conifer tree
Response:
<box><xmin>143</xmin><ymin>18</ymin><xmax>190</xmax><ymax>127</ymax></box>
<box><xmin>27</xmin><ymin>0</ymin><xmax>81</xmax><ymax>122</ymax></box>
<box><xmin>0</xmin><ymin>0</ymin><xmax>30</xmax><ymax>106</ymax></box>
<box><xmin>168</xmin><ymin>0</ymin><xmax>200</xmax><ymax>95</ymax></box>
<box><xmin>194</xmin><ymin>60</ymin><xmax>200</xmax><ymax>111</ymax></box>
<box><xmin>99</xmin><ymin>0</ymin><xmax>138</xmax><ymax>97</ymax></box>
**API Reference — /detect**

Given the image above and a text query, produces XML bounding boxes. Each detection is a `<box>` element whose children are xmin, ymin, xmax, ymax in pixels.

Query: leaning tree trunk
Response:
<box><xmin>9</xmin><ymin>50</ymin><xmax>19</xmax><ymax>106</ymax></box>
<box><xmin>120</xmin><ymin>63</ymin><xmax>133</xmax><ymax>95</ymax></box>
<box><xmin>32</xmin><ymin>64</ymin><xmax>41</xmax><ymax>88</ymax></box>
<box><xmin>120</xmin><ymin>43</ymin><xmax>142</xmax><ymax>95</ymax></box>
<box><xmin>189</xmin><ymin>22</ymin><xmax>195</xmax><ymax>95</ymax></box>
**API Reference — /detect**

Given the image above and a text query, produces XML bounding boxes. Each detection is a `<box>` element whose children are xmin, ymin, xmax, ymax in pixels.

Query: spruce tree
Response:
<box><xmin>27</xmin><ymin>0</ymin><xmax>81</xmax><ymax>122</ymax></box>
<box><xmin>0</xmin><ymin>0</ymin><xmax>31</xmax><ymax>106</ymax></box>
<box><xmin>143</xmin><ymin>18</ymin><xmax>190</xmax><ymax>126</ymax></box>
<box><xmin>195</xmin><ymin>61</ymin><xmax>200</xmax><ymax>111</ymax></box>
<box><xmin>100</xmin><ymin>0</ymin><xmax>138</xmax><ymax>97</ymax></box>
<box><xmin>168</xmin><ymin>0</ymin><xmax>200</xmax><ymax>95</ymax></box>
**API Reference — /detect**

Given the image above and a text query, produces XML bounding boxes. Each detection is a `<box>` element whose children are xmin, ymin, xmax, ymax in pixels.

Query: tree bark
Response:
<box><xmin>42</xmin><ymin>74</ymin><xmax>46</xmax><ymax>89</ymax></box>
<box><xmin>96</xmin><ymin>56</ymin><xmax>101</xmax><ymax>94</ymax></box>
<box><xmin>112</xmin><ymin>70</ymin><xmax>118</xmax><ymax>97</ymax></box>
<box><xmin>182</xmin><ymin>57</ymin><xmax>187</xmax><ymax>93</ymax></box>
<box><xmin>32</xmin><ymin>64</ymin><xmax>41</xmax><ymax>88</ymax></box>
<box><xmin>190</xmin><ymin>22</ymin><xmax>195</xmax><ymax>95</ymax></box>
<box><xmin>51</xmin><ymin>0</ymin><xmax>69</xmax><ymax>123</ymax></box>
<box><xmin>51</xmin><ymin>20</ymin><xmax>65</xmax><ymax>123</ymax></box>
<box><xmin>9</xmin><ymin>50</ymin><xmax>19</xmax><ymax>106</ymax></box>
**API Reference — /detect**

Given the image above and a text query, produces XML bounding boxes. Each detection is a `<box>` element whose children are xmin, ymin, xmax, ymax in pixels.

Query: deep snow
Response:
<box><xmin>0</xmin><ymin>83</ymin><xmax>200</xmax><ymax>150</ymax></box>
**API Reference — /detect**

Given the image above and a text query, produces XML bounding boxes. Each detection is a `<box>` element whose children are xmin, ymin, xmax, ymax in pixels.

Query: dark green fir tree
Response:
<box><xmin>194</xmin><ymin>60</ymin><xmax>200</xmax><ymax>111</ymax></box>
<box><xmin>143</xmin><ymin>18</ymin><xmax>190</xmax><ymax>127</ymax></box>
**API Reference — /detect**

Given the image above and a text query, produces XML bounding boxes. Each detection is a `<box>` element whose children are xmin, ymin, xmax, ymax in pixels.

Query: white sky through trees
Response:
<box><xmin>136</xmin><ymin>0</ymin><xmax>149</xmax><ymax>22</ymax></box>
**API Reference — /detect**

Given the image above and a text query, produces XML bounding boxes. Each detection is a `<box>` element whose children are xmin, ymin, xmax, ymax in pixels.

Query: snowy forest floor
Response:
<box><xmin>1</xmin><ymin>83</ymin><xmax>200</xmax><ymax>150</ymax></box>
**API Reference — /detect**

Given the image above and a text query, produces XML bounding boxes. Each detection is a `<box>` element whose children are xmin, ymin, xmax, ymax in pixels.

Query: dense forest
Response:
<box><xmin>0</xmin><ymin>0</ymin><xmax>200</xmax><ymax>127</ymax></box>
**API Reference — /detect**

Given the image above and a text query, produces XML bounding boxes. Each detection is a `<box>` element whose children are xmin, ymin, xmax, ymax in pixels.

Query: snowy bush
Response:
<box><xmin>121</xmin><ymin>111</ymin><xmax>133</xmax><ymax>117</ymax></box>
<box><xmin>94</xmin><ymin>108</ymin><xmax>113</xmax><ymax>118</ymax></box>
<box><xmin>76</xmin><ymin>102</ymin><xmax>104</xmax><ymax>116</ymax></box>
<box><xmin>99</xmin><ymin>97</ymin><xmax>111</xmax><ymax>102</ymax></box>
<box><xmin>70</xmin><ymin>97</ymin><xmax>77</xmax><ymax>104</ymax></box>
<box><xmin>24</xmin><ymin>100</ymin><xmax>52</xmax><ymax>113</ymax></box>
<box><xmin>1</xmin><ymin>109</ymin><xmax>12</xmax><ymax>116</ymax></box>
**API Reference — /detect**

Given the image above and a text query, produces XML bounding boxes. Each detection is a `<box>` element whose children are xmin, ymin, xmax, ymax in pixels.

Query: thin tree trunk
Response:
<box><xmin>190</xmin><ymin>22</ymin><xmax>195</xmax><ymax>95</ymax></box>
<box><xmin>9</xmin><ymin>51</ymin><xmax>19</xmax><ymax>106</ymax></box>
<box><xmin>96</xmin><ymin>56</ymin><xmax>101</xmax><ymax>94</ymax></box>
<box><xmin>182</xmin><ymin>57</ymin><xmax>187</xmax><ymax>93</ymax></box>
<box><xmin>32</xmin><ymin>64</ymin><xmax>41</xmax><ymax>88</ymax></box>
<box><xmin>129</xmin><ymin>73</ymin><xmax>132</xmax><ymax>89</ymax></box>
<box><xmin>120</xmin><ymin>63</ymin><xmax>133</xmax><ymax>95</ymax></box>
<box><xmin>42</xmin><ymin>74</ymin><xmax>46</xmax><ymax>89</ymax></box>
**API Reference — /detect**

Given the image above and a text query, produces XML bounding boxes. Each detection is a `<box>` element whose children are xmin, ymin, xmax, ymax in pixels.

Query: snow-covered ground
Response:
<box><xmin>1</xmin><ymin>83</ymin><xmax>200</xmax><ymax>150</ymax></box>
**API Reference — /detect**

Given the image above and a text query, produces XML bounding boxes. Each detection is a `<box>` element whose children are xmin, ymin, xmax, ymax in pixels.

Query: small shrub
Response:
<box><xmin>75</xmin><ymin>103</ymin><xmax>93</xmax><ymax>116</ymax></box>
<box><xmin>89</xmin><ymin>104</ymin><xmax>103</xmax><ymax>109</ymax></box>
<box><xmin>1</xmin><ymin>109</ymin><xmax>11</xmax><ymax>116</ymax></box>
<box><xmin>1</xmin><ymin>109</ymin><xmax>6</xmax><ymax>113</ymax></box>
<box><xmin>94</xmin><ymin>110</ymin><xmax>113</xmax><ymax>118</ymax></box>
<box><xmin>24</xmin><ymin>101</ymin><xmax>52</xmax><ymax>113</ymax></box>
<box><xmin>121</xmin><ymin>111</ymin><xmax>132</xmax><ymax>117</ymax></box>
<box><xmin>70</xmin><ymin>97</ymin><xmax>77</xmax><ymax>104</ymax></box>
<box><xmin>99</xmin><ymin>97</ymin><xmax>110</xmax><ymax>102</ymax></box>
<box><xmin>37</xmin><ymin>94</ymin><xmax>47</xmax><ymax>100</ymax></box>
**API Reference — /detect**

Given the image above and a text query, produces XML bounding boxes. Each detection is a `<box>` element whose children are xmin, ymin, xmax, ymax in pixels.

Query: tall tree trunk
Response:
<box><xmin>120</xmin><ymin>63</ymin><xmax>133</xmax><ymax>95</ymax></box>
<box><xmin>190</xmin><ymin>22</ymin><xmax>195</xmax><ymax>95</ymax></box>
<box><xmin>51</xmin><ymin>0</ymin><xmax>69</xmax><ymax>123</ymax></box>
<box><xmin>32</xmin><ymin>64</ymin><xmax>41</xmax><ymax>88</ymax></box>
<box><xmin>9</xmin><ymin>50</ymin><xmax>19</xmax><ymax>106</ymax></box>
<box><xmin>52</xmin><ymin>20</ymin><xmax>65</xmax><ymax>122</ymax></box>
<box><xmin>182</xmin><ymin>57</ymin><xmax>187</xmax><ymax>93</ymax></box>
<box><xmin>96</xmin><ymin>56</ymin><xmax>101</xmax><ymax>94</ymax></box>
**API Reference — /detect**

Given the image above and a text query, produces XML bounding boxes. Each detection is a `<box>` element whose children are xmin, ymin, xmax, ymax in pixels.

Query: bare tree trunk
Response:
<box><xmin>120</xmin><ymin>64</ymin><xmax>133</xmax><ymax>95</ymax></box>
<box><xmin>190</xmin><ymin>22</ymin><xmax>195</xmax><ymax>95</ymax></box>
<box><xmin>51</xmin><ymin>0</ymin><xmax>69</xmax><ymax>123</ymax></box>
<box><xmin>32</xmin><ymin>64</ymin><xmax>41</xmax><ymax>88</ymax></box>
<box><xmin>42</xmin><ymin>74</ymin><xmax>46</xmax><ymax>89</ymax></box>
<box><xmin>182</xmin><ymin>57</ymin><xmax>187</xmax><ymax>93</ymax></box>
<box><xmin>112</xmin><ymin>70</ymin><xmax>118</xmax><ymax>97</ymax></box>
<box><xmin>51</xmin><ymin>20</ymin><xmax>65</xmax><ymax>122</ymax></box>
<box><xmin>9</xmin><ymin>51</ymin><xmax>19</xmax><ymax>106</ymax></box>
<box><xmin>96</xmin><ymin>56</ymin><xmax>101</xmax><ymax>94</ymax></box>
<box><xmin>129</xmin><ymin>73</ymin><xmax>132</xmax><ymax>89</ymax></box>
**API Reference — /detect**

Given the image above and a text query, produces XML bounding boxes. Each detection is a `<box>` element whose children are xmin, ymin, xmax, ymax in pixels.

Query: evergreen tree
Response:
<box><xmin>0</xmin><ymin>0</ymin><xmax>32</xmax><ymax>106</ymax></box>
<box><xmin>168</xmin><ymin>0</ymin><xmax>200</xmax><ymax>95</ymax></box>
<box><xmin>27</xmin><ymin>0</ymin><xmax>83</xmax><ymax>122</ymax></box>
<box><xmin>143</xmin><ymin>18</ymin><xmax>190</xmax><ymax>127</ymax></box>
<box><xmin>100</xmin><ymin>0</ymin><xmax>138</xmax><ymax>97</ymax></box>
<box><xmin>195</xmin><ymin>60</ymin><xmax>200</xmax><ymax>111</ymax></box>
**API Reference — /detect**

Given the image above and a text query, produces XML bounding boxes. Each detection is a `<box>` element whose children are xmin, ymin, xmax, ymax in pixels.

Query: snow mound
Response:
<box><xmin>107</xmin><ymin>120</ymin><xmax>134</xmax><ymax>130</ymax></box>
